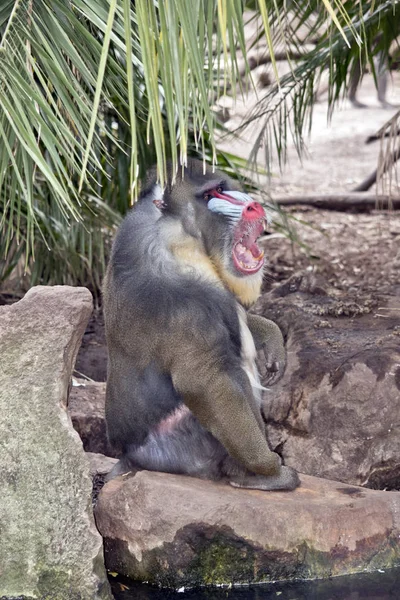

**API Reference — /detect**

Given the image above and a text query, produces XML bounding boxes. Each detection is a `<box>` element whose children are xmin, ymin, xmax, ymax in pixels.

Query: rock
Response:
<box><xmin>69</xmin><ymin>379</ymin><xmax>114</xmax><ymax>456</ymax></box>
<box><xmin>95</xmin><ymin>470</ymin><xmax>400</xmax><ymax>588</ymax></box>
<box><xmin>75</xmin><ymin>309</ymin><xmax>107</xmax><ymax>381</ymax></box>
<box><xmin>87</xmin><ymin>452</ymin><xmax>118</xmax><ymax>478</ymax></box>
<box><xmin>87</xmin><ymin>452</ymin><xmax>119</xmax><ymax>508</ymax></box>
<box><xmin>255</xmin><ymin>272</ymin><xmax>400</xmax><ymax>488</ymax></box>
<box><xmin>0</xmin><ymin>286</ymin><xmax>112</xmax><ymax>600</ymax></box>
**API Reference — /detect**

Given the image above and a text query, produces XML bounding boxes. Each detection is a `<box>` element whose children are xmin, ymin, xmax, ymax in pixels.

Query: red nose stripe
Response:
<box><xmin>243</xmin><ymin>201</ymin><xmax>265</xmax><ymax>221</ymax></box>
<box><xmin>213</xmin><ymin>190</ymin><xmax>245</xmax><ymax>206</ymax></box>
<box><xmin>212</xmin><ymin>190</ymin><xmax>265</xmax><ymax>220</ymax></box>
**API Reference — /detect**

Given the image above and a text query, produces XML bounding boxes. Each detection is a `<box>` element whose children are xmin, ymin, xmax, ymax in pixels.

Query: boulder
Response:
<box><xmin>0</xmin><ymin>286</ymin><xmax>112</xmax><ymax>600</ymax></box>
<box><xmin>69</xmin><ymin>380</ymin><xmax>114</xmax><ymax>456</ymax></box>
<box><xmin>87</xmin><ymin>452</ymin><xmax>119</xmax><ymax>508</ymax></box>
<box><xmin>75</xmin><ymin>310</ymin><xmax>107</xmax><ymax>381</ymax></box>
<box><xmin>87</xmin><ymin>452</ymin><xmax>118</xmax><ymax>478</ymax></box>
<box><xmin>95</xmin><ymin>470</ymin><xmax>400</xmax><ymax>588</ymax></box>
<box><xmin>256</xmin><ymin>272</ymin><xmax>400</xmax><ymax>489</ymax></box>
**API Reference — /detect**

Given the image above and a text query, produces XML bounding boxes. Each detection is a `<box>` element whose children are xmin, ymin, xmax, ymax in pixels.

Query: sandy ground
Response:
<box><xmin>217</xmin><ymin>71</ymin><xmax>400</xmax><ymax>195</ymax></box>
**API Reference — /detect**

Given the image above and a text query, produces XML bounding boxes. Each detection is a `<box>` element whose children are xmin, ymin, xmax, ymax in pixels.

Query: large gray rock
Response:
<box><xmin>0</xmin><ymin>286</ymin><xmax>111</xmax><ymax>600</ymax></box>
<box><xmin>95</xmin><ymin>470</ymin><xmax>400</xmax><ymax>588</ymax></box>
<box><xmin>256</xmin><ymin>272</ymin><xmax>400</xmax><ymax>488</ymax></box>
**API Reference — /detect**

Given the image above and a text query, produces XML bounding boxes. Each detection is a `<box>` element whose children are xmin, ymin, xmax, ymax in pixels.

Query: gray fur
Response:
<box><xmin>103</xmin><ymin>159</ymin><xmax>299</xmax><ymax>491</ymax></box>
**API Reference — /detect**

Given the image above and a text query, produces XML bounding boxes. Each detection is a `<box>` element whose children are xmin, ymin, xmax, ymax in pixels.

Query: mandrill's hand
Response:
<box><xmin>247</xmin><ymin>314</ymin><xmax>286</xmax><ymax>387</ymax></box>
<box><xmin>257</xmin><ymin>341</ymin><xmax>286</xmax><ymax>387</ymax></box>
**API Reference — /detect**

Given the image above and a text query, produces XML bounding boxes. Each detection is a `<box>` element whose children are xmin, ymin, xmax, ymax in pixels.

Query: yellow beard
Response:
<box><xmin>168</xmin><ymin>233</ymin><xmax>222</xmax><ymax>287</ymax></box>
<box><xmin>212</xmin><ymin>255</ymin><xmax>263</xmax><ymax>307</ymax></box>
<box><xmin>167</xmin><ymin>223</ymin><xmax>263</xmax><ymax>306</ymax></box>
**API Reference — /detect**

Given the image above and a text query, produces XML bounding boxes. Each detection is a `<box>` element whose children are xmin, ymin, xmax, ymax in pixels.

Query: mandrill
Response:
<box><xmin>103</xmin><ymin>159</ymin><xmax>299</xmax><ymax>491</ymax></box>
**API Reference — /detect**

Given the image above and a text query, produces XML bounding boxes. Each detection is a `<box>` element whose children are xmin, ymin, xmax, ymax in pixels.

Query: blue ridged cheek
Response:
<box><xmin>207</xmin><ymin>190</ymin><xmax>253</xmax><ymax>223</ymax></box>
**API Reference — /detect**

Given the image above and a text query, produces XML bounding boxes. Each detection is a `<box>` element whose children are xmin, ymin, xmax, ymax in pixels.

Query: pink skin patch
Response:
<box><xmin>155</xmin><ymin>405</ymin><xmax>190</xmax><ymax>435</ymax></box>
<box><xmin>212</xmin><ymin>190</ymin><xmax>265</xmax><ymax>275</ymax></box>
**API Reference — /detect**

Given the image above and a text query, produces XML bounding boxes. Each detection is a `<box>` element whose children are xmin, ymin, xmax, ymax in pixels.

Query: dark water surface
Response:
<box><xmin>110</xmin><ymin>568</ymin><xmax>400</xmax><ymax>600</ymax></box>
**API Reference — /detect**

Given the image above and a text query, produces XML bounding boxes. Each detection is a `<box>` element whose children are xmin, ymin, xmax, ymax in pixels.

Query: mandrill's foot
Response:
<box><xmin>229</xmin><ymin>466</ymin><xmax>300</xmax><ymax>491</ymax></box>
<box><xmin>104</xmin><ymin>457</ymin><xmax>137</xmax><ymax>482</ymax></box>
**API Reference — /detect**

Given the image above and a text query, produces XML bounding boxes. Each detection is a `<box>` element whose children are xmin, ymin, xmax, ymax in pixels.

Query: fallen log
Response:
<box><xmin>353</xmin><ymin>148</ymin><xmax>400</xmax><ymax>192</ymax></box>
<box><xmin>365</xmin><ymin>127</ymin><xmax>400</xmax><ymax>144</ymax></box>
<box><xmin>274</xmin><ymin>193</ymin><xmax>400</xmax><ymax>212</ymax></box>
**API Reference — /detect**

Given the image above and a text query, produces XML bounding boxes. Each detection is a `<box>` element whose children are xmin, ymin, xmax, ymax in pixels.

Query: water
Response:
<box><xmin>110</xmin><ymin>567</ymin><xmax>400</xmax><ymax>600</ymax></box>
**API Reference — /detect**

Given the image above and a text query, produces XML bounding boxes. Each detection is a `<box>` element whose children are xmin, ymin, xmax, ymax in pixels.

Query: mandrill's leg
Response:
<box><xmin>129</xmin><ymin>412</ymin><xmax>299</xmax><ymax>491</ymax></box>
<box><xmin>170</xmin><ymin>347</ymin><xmax>299</xmax><ymax>491</ymax></box>
<box><xmin>173</xmin><ymin>369</ymin><xmax>278</xmax><ymax>474</ymax></box>
<box><xmin>216</xmin><ymin>417</ymin><xmax>299</xmax><ymax>491</ymax></box>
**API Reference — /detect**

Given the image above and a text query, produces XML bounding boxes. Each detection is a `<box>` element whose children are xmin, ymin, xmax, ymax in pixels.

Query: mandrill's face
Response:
<box><xmin>205</xmin><ymin>189</ymin><xmax>266</xmax><ymax>275</ymax></box>
<box><xmin>160</xmin><ymin>161</ymin><xmax>268</xmax><ymax>303</ymax></box>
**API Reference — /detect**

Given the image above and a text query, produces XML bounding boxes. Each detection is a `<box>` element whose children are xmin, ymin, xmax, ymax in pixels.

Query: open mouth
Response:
<box><xmin>232</xmin><ymin>218</ymin><xmax>265</xmax><ymax>274</ymax></box>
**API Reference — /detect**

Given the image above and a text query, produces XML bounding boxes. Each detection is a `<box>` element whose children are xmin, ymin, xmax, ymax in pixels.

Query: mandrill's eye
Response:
<box><xmin>203</xmin><ymin>186</ymin><xmax>223</xmax><ymax>201</ymax></box>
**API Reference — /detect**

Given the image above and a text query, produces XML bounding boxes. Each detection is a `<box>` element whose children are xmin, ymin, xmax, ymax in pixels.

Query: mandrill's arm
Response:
<box><xmin>247</xmin><ymin>313</ymin><xmax>286</xmax><ymax>386</ymax></box>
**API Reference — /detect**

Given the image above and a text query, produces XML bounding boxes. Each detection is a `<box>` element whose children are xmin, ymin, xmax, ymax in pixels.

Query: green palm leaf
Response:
<box><xmin>0</xmin><ymin>0</ymin><xmax>370</xmax><ymax>291</ymax></box>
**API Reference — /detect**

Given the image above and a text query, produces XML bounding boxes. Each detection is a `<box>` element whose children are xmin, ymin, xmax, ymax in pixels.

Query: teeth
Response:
<box><xmin>238</xmin><ymin>259</ymin><xmax>260</xmax><ymax>270</ymax></box>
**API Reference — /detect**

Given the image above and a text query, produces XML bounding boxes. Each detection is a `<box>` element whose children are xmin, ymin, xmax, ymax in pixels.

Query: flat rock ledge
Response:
<box><xmin>95</xmin><ymin>470</ymin><xmax>400</xmax><ymax>588</ymax></box>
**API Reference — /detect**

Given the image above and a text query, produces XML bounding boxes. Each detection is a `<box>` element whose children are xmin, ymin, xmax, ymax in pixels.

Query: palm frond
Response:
<box><xmin>0</xmin><ymin>0</ymin><xmax>362</xmax><ymax>291</ymax></box>
<box><xmin>237</xmin><ymin>0</ymin><xmax>400</xmax><ymax>172</ymax></box>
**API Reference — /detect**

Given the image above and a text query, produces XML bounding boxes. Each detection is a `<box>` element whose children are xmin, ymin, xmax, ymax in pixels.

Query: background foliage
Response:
<box><xmin>0</xmin><ymin>0</ymin><xmax>398</xmax><ymax>295</ymax></box>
